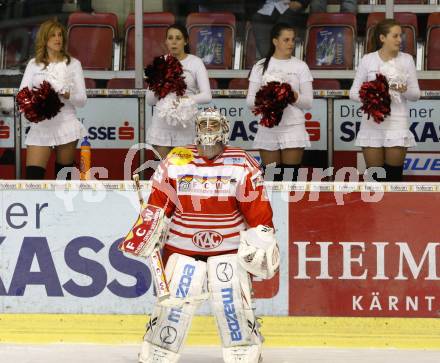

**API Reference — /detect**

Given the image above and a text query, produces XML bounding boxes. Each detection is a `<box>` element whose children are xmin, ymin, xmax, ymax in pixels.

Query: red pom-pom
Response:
<box><xmin>16</xmin><ymin>81</ymin><xmax>64</xmax><ymax>123</ymax></box>
<box><xmin>253</xmin><ymin>81</ymin><xmax>296</xmax><ymax>128</ymax></box>
<box><xmin>359</xmin><ymin>73</ymin><xmax>391</xmax><ymax>124</ymax></box>
<box><xmin>144</xmin><ymin>54</ymin><xmax>187</xmax><ymax>99</ymax></box>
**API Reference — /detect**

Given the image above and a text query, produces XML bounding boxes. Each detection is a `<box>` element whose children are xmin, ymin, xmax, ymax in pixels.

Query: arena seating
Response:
<box><xmin>418</xmin><ymin>80</ymin><xmax>440</xmax><ymax>90</ymax></box>
<box><xmin>67</xmin><ymin>12</ymin><xmax>118</xmax><ymax>70</ymax></box>
<box><xmin>186</xmin><ymin>12</ymin><xmax>236</xmax><ymax>69</ymax></box>
<box><xmin>84</xmin><ymin>78</ymin><xmax>96</xmax><ymax>88</ymax></box>
<box><xmin>123</xmin><ymin>12</ymin><xmax>175</xmax><ymax>70</ymax></box>
<box><xmin>426</xmin><ymin>12</ymin><xmax>440</xmax><ymax>70</ymax></box>
<box><xmin>243</xmin><ymin>21</ymin><xmax>257</xmax><ymax>69</ymax></box>
<box><xmin>228</xmin><ymin>78</ymin><xmax>249</xmax><ymax>90</ymax></box>
<box><xmin>304</xmin><ymin>13</ymin><xmax>357</xmax><ymax>70</ymax></box>
<box><xmin>313</xmin><ymin>79</ymin><xmax>341</xmax><ymax>89</ymax></box>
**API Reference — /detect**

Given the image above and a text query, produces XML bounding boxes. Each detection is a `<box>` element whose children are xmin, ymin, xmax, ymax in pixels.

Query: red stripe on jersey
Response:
<box><xmin>174</xmin><ymin>215</ymin><xmax>243</xmax><ymax>223</ymax></box>
<box><xmin>163</xmin><ymin>243</ymin><xmax>238</xmax><ymax>258</ymax></box>
<box><xmin>175</xmin><ymin>210</ymin><xmax>241</xmax><ymax>218</ymax></box>
<box><xmin>171</xmin><ymin>218</ymin><xmax>245</xmax><ymax>230</ymax></box>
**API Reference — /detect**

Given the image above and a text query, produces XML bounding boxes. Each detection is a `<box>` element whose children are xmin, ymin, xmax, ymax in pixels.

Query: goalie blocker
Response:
<box><xmin>118</xmin><ymin>203</ymin><xmax>170</xmax><ymax>300</ymax></box>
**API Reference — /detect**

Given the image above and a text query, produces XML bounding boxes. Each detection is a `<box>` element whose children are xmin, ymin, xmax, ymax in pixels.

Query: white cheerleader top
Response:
<box><xmin>19</xmin><ymin>57</ymin><xmax>87</xmax><ymax>122</ymax></box>
<box><xmin>349</xmin><ymin>51</ymin><xmax>420</xmax><ymax>128</ymax></box>
<box><xmin>246</xmin><ymin>56</ymin><xmax>314</xmax><ymax>126</ymax></box>
<box><xmin>146</xmin><ymin>54</ymin><xmax>212</xmax><ymax>105</ymax></box>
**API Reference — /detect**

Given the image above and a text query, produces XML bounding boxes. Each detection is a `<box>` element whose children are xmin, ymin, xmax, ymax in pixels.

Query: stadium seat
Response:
<box><xmin>209</xmin><ymin>78</ymin><xmax>219</xmax><ymax>89</ymax></box>
<box><xmin>228</xmin><ymin>78</ymin><xmax>249</xmax><ymax>89</ymax></box>
<box><xmin>243</xmin><ymin>21</ymin><xmax>257</xmax><ymax>69</ymax></box>
<box><xmin>2</xmin><ymin>27</ymin><xmax>31</xmax><ymax>68</ymax></box>
<box><xmin>107</xmin><ymin>78</ymin><xmax>149</xmax><ymax>88</ymax></box>
<box><xmin>418</xmin><ymin>80</ymin><xmax>440</xmax><ymax>90</ymax></box>
<box><xmin>123</xmin><ymin>12</ymin><xmax>175</xmax><ymax>70</ymax></box>
<box><xmin>67</xmin><ymin>12</ymin><xmax>118</xmax><ymax>70</ymax></box>
<box><xmin>304</xmin><ymin>13</ymin><xmax>357</xmax><ymax>70</ymax></box>
<box><xmin>426</xmin><ymin>13</ymin><xmax>440</xmax><ymax>70</ymax></box>
<box><xmin>186</xmin><ymin>12</ymin><xmax>236</xmax><ymax>69</ymax></box>
<box><xmin>365</xmin><ymin>13</ymin><xmax>418</xmax><ymax>57</ymax></box>
<box><xmin>313</xmin><ymin>79</ymin><xmax>341</xmax><ymax>89</ymax></box>
<box><xmin>84</xmin><ymin>78</ymin><xmax>96</xmax><ymax>88</ymax></box>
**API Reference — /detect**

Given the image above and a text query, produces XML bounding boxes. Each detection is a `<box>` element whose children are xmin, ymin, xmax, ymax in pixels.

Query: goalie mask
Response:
<box><xmin>195</xmin><ymin>108</ymin><xmax>230</xmax><ymax>146</ymax></box>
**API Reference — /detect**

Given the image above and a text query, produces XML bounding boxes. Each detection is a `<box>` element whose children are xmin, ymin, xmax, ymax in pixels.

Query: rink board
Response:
<box><xmin>1</xmin><ymin>181</ymin><xmax>440</xmax><ymax>347</ymax></box>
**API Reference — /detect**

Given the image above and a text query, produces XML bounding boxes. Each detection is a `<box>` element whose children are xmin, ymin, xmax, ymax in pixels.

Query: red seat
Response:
<box><xmin>243</xmin><ymin>21</ymin><xmax>257</xmax><ymax>69</ymax></box>
<box><xmin>186</xmin><ymin>12</ymin><xmax>236</xmax><ymax>69</ymax></box>
<box><xmin>426</xmin><ymin>13</ymin><xmax>440</xmax><ymax>70</ymax></box>
<box><xmin>365</xmin><ymin>13</ymin><xmax>418</xmax><ymax>57</ymax></box>
<box><xmin>305</xmin><ymin>13</ymin><xmax>357</xmax><ymax>70</ymax></box>
<box><xmin>228</xmin><ymin>78</ymin><xmax>249</xmax><ymax>89</ymax></box>
<box><xmin>107</xmin><ymin>78</ymin><xmax>148</xmax><ymax>88</ymax></box>
<box><xmin>2</xmin><ymin>24</ymin><xmax>39</xmax><ymax>69</ymax></box>
<box><xmin>313</xmin><ymin>79</ymin><xmax>341</xmax><ymax>89</ymax></box>
<box><xmin>209</xmin><ymin>78</ymin><xmax>219</xmax><ymax>89</ymax></box>
<box><xmin>67</xmin><ymin>12</ymin><xmax>118</xmax><ymax>70</ymax></box>
<box><xmin>84</xmin><ymin>78</ymin><xmax>96</xmax><ymax>88</ymax></box>
<box><xmin>418</xmin><ymin>80</ymin><xmax>440</xmax><ymax>90</ymax></box>
<box><xmin>123</xmin><ymin>12</ymin><xmax>175</xmax><ymax>70</ymax></box>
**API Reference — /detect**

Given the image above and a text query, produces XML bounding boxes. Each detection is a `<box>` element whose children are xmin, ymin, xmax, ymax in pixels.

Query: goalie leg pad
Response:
<box><xmin>207</xmin><ymin>254</ymin><xmax>262</xmax><ymax>354</ymax></box>
<box><xmin>140</xmin><ymin>253</ymin><xmax>206</xmax><ymax>362</ymax></box>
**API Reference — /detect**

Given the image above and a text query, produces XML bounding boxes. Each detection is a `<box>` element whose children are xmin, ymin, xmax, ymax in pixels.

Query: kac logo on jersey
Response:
<box><xmin>192</xmin><ymin>230</ymin><xmax>224</xmax><ymax>249</ymax></box>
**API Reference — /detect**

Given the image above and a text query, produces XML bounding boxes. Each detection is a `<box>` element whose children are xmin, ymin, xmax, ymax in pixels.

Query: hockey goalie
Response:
<box><xmin>134</xmin><ymin>109</ymin><xmax>280</xmax><ymax>363</ymax></box>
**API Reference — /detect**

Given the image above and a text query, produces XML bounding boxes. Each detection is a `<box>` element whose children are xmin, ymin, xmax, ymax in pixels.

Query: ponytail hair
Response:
<box><xmin>371</xmin><ymin>18</ymin><xmax>401</xmax><ymax>52</ymax></box>
<box><xmin>262</xmin><ymin>22</ymin><xmax>295</xmax><ymax>74</ymax></box>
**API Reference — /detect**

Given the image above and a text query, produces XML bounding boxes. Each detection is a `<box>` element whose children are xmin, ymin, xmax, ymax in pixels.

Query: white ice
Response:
<box><xmin>1</xmin><ymin>344</ymin><xmax>440</xmax><ymax>363</ymax></box>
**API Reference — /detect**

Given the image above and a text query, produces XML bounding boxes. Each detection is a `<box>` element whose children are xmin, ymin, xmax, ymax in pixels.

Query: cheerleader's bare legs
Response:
<box><xmin>26</xmin><ymin>140</ymin><xmax>78</xmax><ymax>180</ymax></box>
<box><xmin>260</xmin><ymin>148</ymin><xmax>304</xmax><ymax>181</ymax></box>
<box><xmin>153</xmin><ymin>145</ymin><xmax>172</xmax><ymax>160</ymax></box>
<box><xmin>55</xmin><ymin>140</ymin><xmax>78</xmax><ymax>179</ymax></box>
<box><xmin>362</xmin><ymin>146</ymin><xmax>406</xmax><ymax>182</ymax></box>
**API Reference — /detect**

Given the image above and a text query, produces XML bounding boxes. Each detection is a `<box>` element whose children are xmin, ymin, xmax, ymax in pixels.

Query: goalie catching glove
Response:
<box><xmin>238</xmin><ymin>225</ymin><xmax>280</xmax><ymax>279</ymax></box>
<box><xmin>118</xmin><ymin>204</ymin><xmax>167</xmax><ymax>257</ymax></box>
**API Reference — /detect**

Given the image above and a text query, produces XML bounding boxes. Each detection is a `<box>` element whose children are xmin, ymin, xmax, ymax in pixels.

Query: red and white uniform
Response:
<box><xmin>148</xmin><ymin>146</ymin><xmax>273</xmax><ymax>257</ymax></box>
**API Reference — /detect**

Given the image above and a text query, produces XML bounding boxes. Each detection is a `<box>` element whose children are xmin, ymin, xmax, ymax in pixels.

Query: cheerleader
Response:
<box><xmin>146</xmin><ymin>23</ymin><xmax>212</xmax><ymax>160</ymax></box>
<box><xmin>349</xmin><ymin>19</ymin><xmax>420</xmax><ymax>182</ymax></box>
<box><xmin>20</xmin><ymin>19</ymin><xmax>87</xmax><ymax>180</ymax></box>
<box><xmin>246</xmin><ymin>22</ymin><xmax>313</xmax><ymax>181</ymax></box>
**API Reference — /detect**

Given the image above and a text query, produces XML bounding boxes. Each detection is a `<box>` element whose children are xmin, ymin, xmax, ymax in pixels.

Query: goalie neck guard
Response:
<box><xmin>195</xmin><ymin>108</ymin><xmax>230</xmax><ymax>146</ymax></box>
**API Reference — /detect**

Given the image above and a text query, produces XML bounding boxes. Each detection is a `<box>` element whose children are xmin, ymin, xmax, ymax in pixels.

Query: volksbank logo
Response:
<box><xmin>221</xmin><ymin>287</ymin><xmax>242</xmax><ymax>342</ymax></box>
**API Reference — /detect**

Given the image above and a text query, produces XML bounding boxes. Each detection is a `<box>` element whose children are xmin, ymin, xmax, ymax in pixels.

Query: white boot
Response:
<box><xmin>138</xmin><ymin>341</ymin><xmax>181</xmax><ymax>363</ymax></box>
<box><xmin>222</xmin><ymin>344</ymin><xmax>262</xmax><ymax>363</ymax></box>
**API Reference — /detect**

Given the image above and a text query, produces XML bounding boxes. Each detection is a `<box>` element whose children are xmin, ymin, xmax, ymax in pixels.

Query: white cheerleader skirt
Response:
<box><xmin>25</xmin><ymin>115</ymin><xmax>87</xmax><ymax>146</ymax></box>
<box><xmin>253</xmin><ymin>123</ymin><xmax>311</xmax><ymax>151</ymax></box>
<box><xmin>355</xmin><ymin>117</ymin><xmax>416</xmax><ymax>148</ymax></box>
<box><xmin>146</xmin><ymin>116</ymin><xmax>195</xmax><ymax>147</ymax></box>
